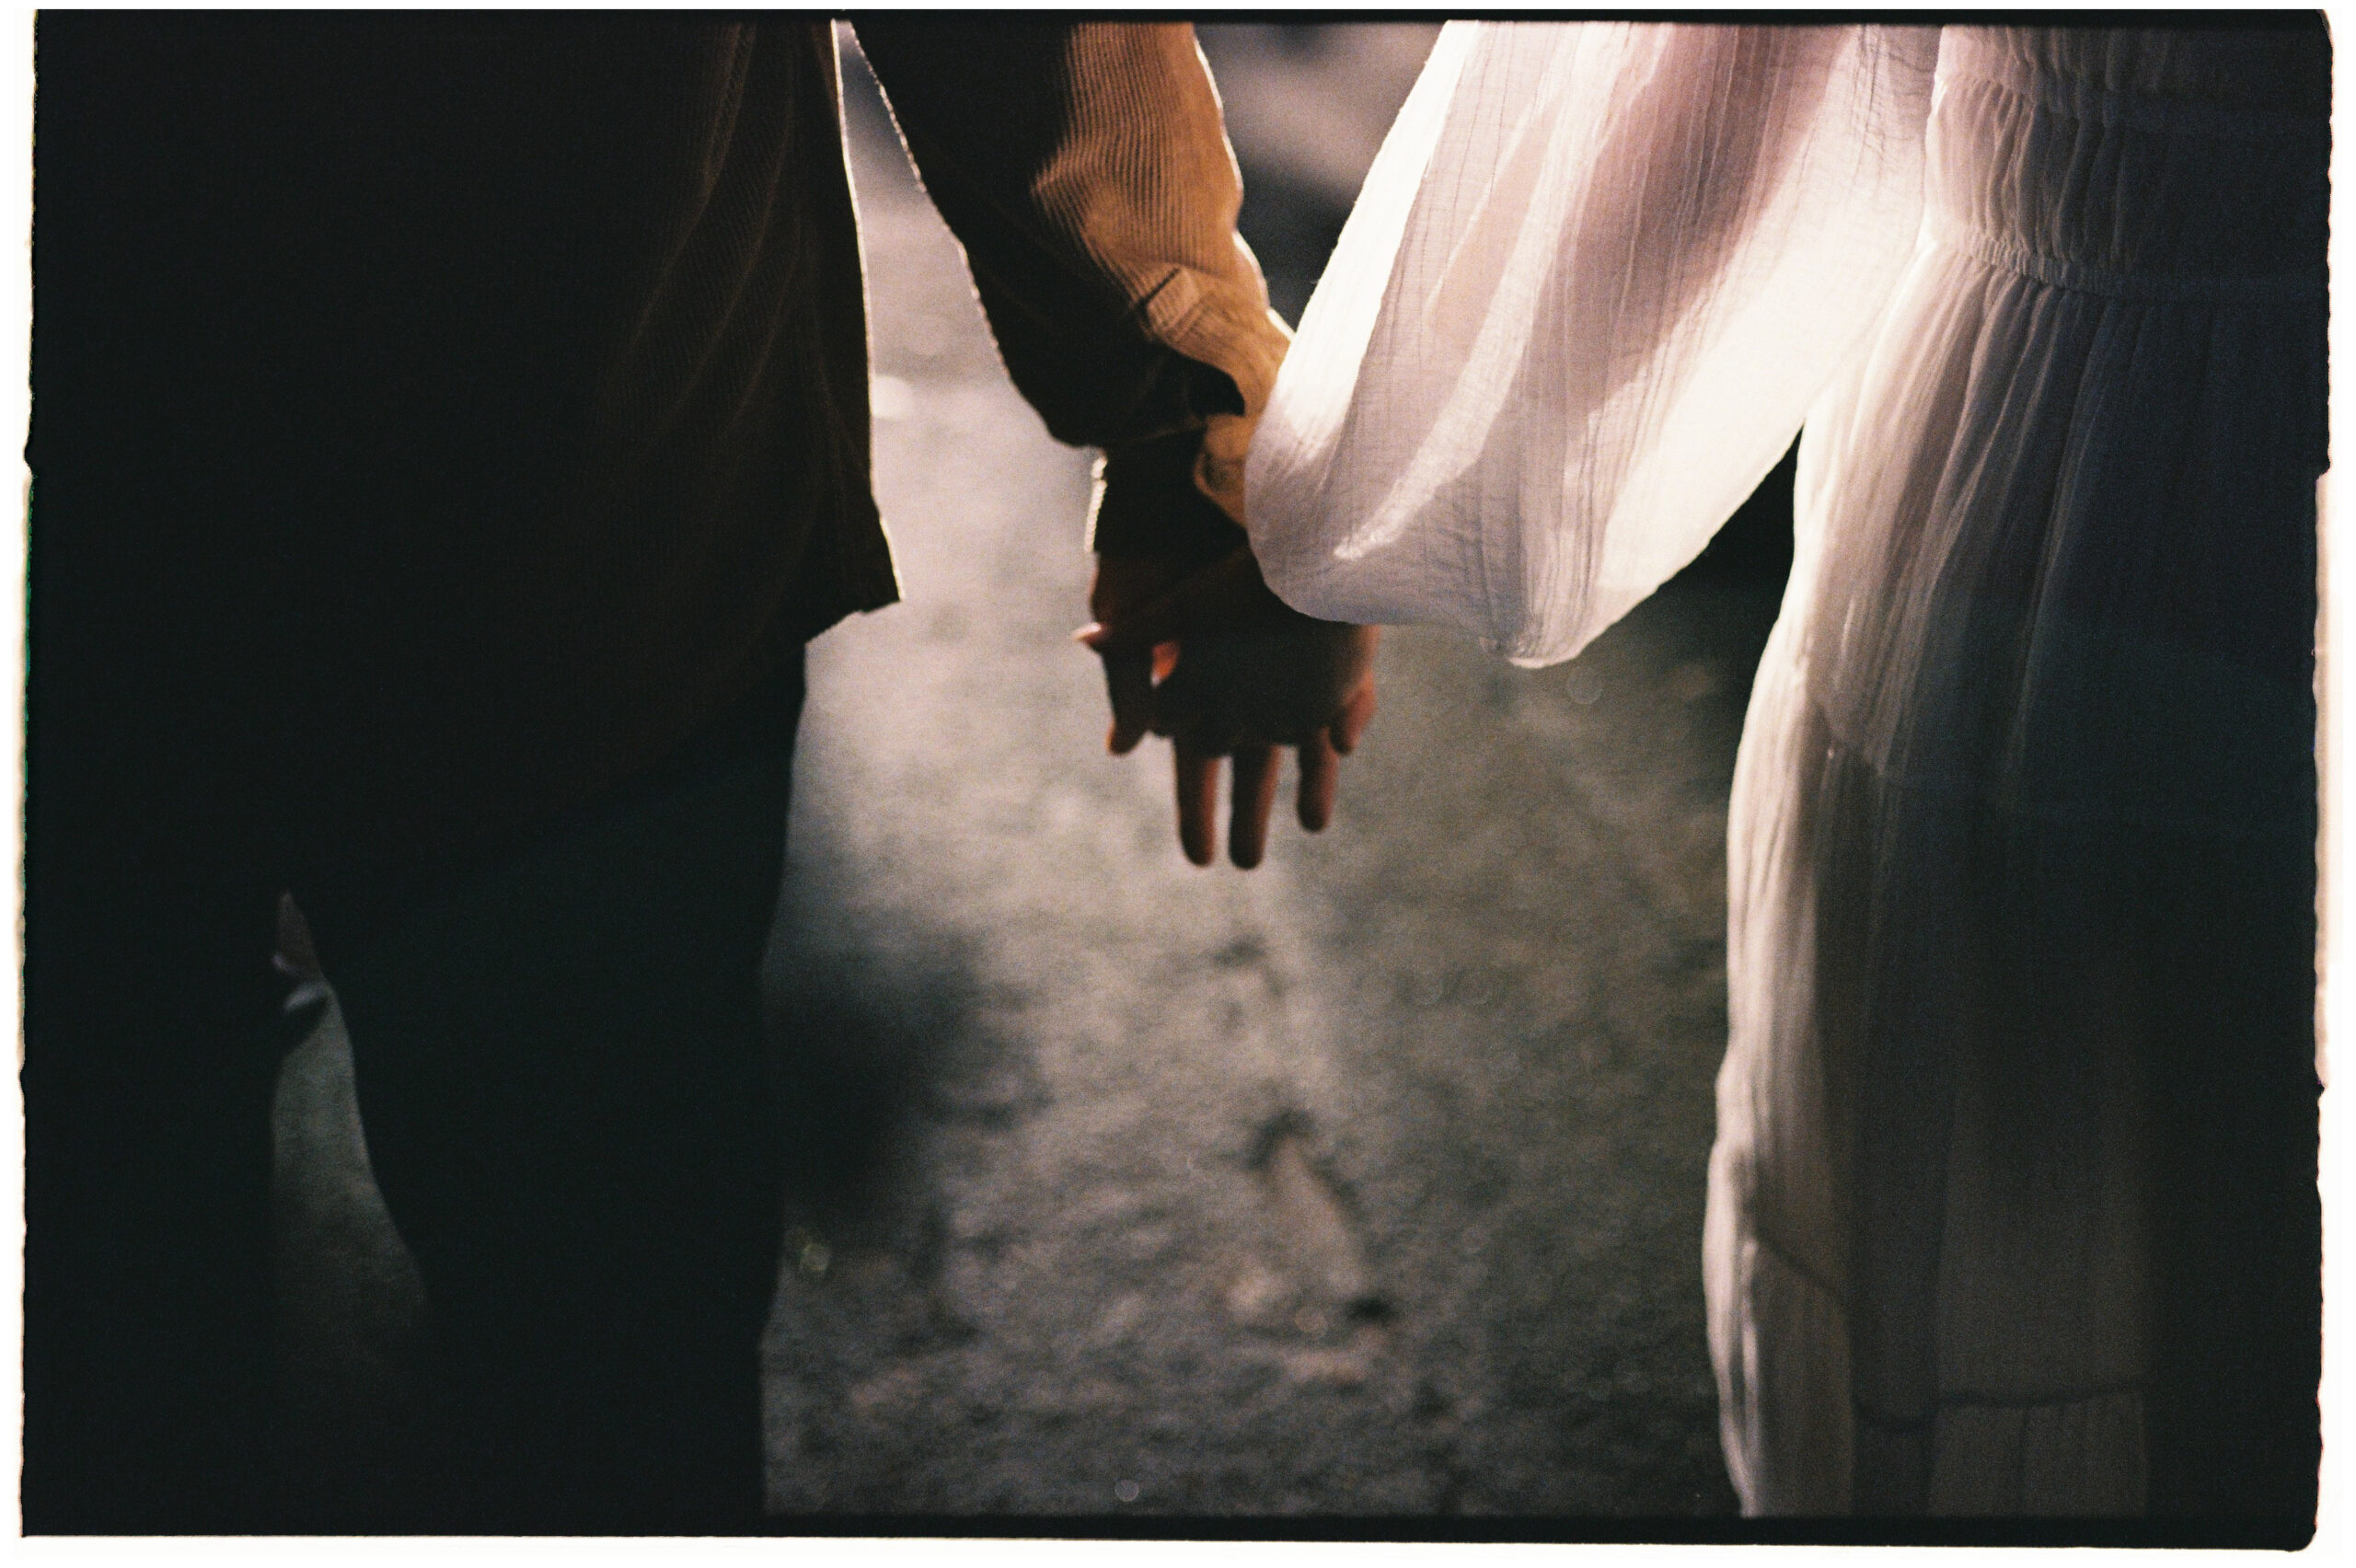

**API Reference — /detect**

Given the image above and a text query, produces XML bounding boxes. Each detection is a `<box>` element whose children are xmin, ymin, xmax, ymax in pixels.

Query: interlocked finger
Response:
<box><xmin>1100</xmin><ymin>646</ymin><xmax>1155</xmax><ymax>755</ymax></box>
<box><xmin>1297</xmin><ymin>730</ymin><xmax>1340</xmax><ymax>832</ymax></box>
<box><xmin>1228</xmin><ymin>744</ymin><xmax>1281</xmax><ymax>868</ymax></box>
<box><xmin>1333</xmin><ymin>679</ymin><xmax>1378</xmax><ymax>755</ymax></box>
<box><xmin>1174</xmin><ymin>743</ymin><xmax>1220</xmax><ymax>867</ymax></box>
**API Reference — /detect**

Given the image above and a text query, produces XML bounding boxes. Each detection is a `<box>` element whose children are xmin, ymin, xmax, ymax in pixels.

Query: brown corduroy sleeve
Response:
<box><xmin>852</xmin><ymin>19</ymin><xmax>1291</xmax><ymax>561</ymax></box>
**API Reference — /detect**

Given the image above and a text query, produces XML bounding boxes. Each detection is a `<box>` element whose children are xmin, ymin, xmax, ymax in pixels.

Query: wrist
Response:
<box><xmin>1086</xmin><ymin>431</ymin><xmax>1249</xmax><ymax>566</ymax></box>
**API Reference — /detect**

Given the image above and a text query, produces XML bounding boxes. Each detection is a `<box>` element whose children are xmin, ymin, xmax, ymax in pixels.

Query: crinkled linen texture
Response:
<box><xmin>1249</xmin><ymin>22</ymin><xmax>2324</xmax><ymax>1516</ymax></box>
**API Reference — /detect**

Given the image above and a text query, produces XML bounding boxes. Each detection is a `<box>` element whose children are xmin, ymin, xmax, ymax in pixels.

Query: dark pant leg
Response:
<box><xmin>22</xmin><ymin>483</ymin><xmax>299</xmax><ymax>1531</ymax></box>
<box><xmin>324</xmin><ymin>662</ymin><xmax>803</xmax><ymax>1533</ymax></box>
<box><xmin>21</xmin><ymin>859</ymin><xmax>294</xmax><ymax>1533</ymax></box>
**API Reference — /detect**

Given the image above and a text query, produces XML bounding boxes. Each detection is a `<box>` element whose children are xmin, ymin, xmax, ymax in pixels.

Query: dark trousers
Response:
<box><xmin>23</xmin><ymin>652</ymin><xmax>806</xmax><ymax>1533</ymax></box>
<box><xmin>21</xmin><ymin>874</ymin><xmax>293</xmax><ymax>1532</ymax></box>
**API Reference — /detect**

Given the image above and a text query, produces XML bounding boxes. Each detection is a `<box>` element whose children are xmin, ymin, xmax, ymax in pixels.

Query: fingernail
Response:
<box><xmin>1072</xmin><ymin>623</ymin><xmax>1106</xmax><ymax>646</ymax></box>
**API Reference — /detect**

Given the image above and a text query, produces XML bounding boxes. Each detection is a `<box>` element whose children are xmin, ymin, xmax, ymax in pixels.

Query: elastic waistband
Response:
<box><xmin>1923</xmin><ymin>214</ymin><xmax>2326</xmax><ymax>306</ymax></box>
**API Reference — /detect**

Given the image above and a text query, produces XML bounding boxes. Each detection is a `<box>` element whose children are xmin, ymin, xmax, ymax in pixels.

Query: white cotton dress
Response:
<box><xmin>1246</xmin><ymin>23</ymin><xmax>2326</xmax><ymax>1516</ymax></box>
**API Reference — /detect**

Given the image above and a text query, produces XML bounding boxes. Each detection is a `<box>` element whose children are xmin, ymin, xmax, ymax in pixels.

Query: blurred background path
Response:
<box><xmin>273</xmin><ymin>23</ymin><xmax>1797</xmax><ymax>1525</ymax></box>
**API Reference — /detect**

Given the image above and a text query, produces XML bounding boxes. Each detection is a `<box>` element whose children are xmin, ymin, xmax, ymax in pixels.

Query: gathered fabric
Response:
<box><xmin>1250</xmin><ymin>22</ymin><xmax>2323</xmax><ymax>1516</ymax></box>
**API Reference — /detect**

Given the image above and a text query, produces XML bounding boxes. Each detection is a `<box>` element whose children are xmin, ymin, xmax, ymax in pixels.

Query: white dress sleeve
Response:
<box><xmin>1245</xmin><ymin>21</ymin><xmax>1941</xmax><ymax>667</ymax></box>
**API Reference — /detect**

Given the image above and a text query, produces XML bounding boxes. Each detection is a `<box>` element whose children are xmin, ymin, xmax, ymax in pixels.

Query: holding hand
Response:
<box><xmin>1080</xmin><ymin>547</ymin><xmax>1378</xmax><ymax>869</ymax></box>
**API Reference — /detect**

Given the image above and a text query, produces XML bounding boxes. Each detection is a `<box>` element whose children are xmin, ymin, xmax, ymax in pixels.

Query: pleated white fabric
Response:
<box><xmin>1250</xmin><ymin>23</ymin><xmax>2325</xmax><ymax>1516</ymax></box>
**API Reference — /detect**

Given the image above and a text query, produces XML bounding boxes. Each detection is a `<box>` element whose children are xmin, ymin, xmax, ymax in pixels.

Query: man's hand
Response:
<box><xmin>1080</xmin><ymin>548</ymin><xmax>1377</xmax><ymax>869</ymax></box>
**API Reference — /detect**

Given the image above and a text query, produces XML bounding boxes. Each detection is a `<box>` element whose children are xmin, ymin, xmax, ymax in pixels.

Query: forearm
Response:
<box><xmin>853</xmin><ymin>19</ymin><xmax>1288</xmax><ymax>547</ymax></box>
